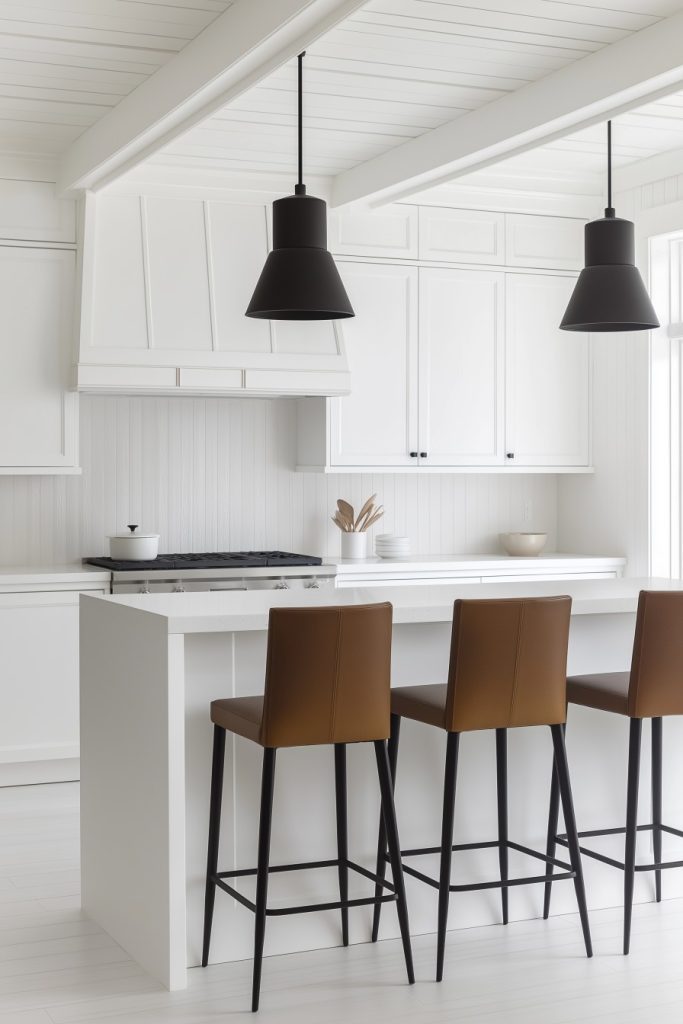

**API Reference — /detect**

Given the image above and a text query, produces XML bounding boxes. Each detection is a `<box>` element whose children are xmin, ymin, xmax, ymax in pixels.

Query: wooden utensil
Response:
<box><xmin>362</xmin><ymin>507</ymin><xmax>384</xmax><ymax>532</ymax></box>
<box><xmin>337</xmin><ymin>498</ymin><xmax>355</xmax><ymax>524</ymax></box>
<box><xmin>354</xmin><ymin>493</ymin><xmax>377</xmax><ymax>531</ymax></box>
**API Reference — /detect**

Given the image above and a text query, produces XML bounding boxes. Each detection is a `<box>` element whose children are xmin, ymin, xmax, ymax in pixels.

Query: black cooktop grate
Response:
<box><xmin>85</xmin><ymin>551</ymin><xmax>324</xmax><ymax>572</ymax></box>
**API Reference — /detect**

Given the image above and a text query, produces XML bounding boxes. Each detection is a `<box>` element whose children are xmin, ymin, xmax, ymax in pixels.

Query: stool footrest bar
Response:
<box><xmin>556</xmin><ymin>823</ymin><xmax>683</xmax><ymax>873</ymax></box>
<box><xmin>211</xmin><ymin>857</ymin><xmax>398</xmax><ymax>918</ymax></box>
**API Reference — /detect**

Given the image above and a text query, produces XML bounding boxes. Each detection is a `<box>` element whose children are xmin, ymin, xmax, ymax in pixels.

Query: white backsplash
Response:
<box><xmin>0</xmin><ymin>395</ymin><xmax>558</xmax><ymax>565</ymax></box>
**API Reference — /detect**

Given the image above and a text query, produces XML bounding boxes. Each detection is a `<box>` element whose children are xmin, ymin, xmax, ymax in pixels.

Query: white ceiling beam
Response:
<box><xmin>614</xmin><ymin>144</ymin><xmax>683</xmax><ymax>195</ymax></box>
<box><xmin>330</xmin><ymin>10</ymin><xmax>683</xmax><ymax>208</ymax></box>
<box><xmin>57</xmin><ymin>0</ymin><xmax>367</xmax><ymax>195</ymax></box>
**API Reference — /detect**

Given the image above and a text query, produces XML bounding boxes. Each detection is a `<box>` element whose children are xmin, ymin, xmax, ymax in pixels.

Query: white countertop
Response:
<box><xmin>327</xmin><ymin>553</ymin><xmax>626</xmax><ymax>574</ymax></box>
<box><xmin>82</xmin><ymin>576</ymin><xmax>677</xmax><ymax>635</ymax></box>
<box><xmin>0</xmin><ymin>563</ymin><xmax>110</xmax><ymax>588</ymax></box>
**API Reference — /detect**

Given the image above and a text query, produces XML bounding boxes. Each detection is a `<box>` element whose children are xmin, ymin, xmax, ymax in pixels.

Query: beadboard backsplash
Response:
<box><xmin>0</xmin><ymin>395</ymin><xmax>558</xmax><ymax>565</ymax></box>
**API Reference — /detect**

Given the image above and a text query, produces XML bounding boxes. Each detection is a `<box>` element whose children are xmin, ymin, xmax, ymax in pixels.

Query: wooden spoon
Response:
<box><xmin>362</xmin><ymin>507</ymin><xmax>385</xmax><ymax>532</ymax></box>
<box><xmin>354</xmin><ymin>493</ymin><xmax>377</xmax><ymax>531</ymax></box>
<box><xmin>337</xmin><ymin>499</ymin><xmax>355</xmax><ymax>525</ymax></box>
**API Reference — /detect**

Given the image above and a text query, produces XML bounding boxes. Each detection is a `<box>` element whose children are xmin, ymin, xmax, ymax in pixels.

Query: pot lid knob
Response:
<box><xmin>127</xmin><ymin>524</ymin><xmax>138</xmax><ymax>533</ymax></box>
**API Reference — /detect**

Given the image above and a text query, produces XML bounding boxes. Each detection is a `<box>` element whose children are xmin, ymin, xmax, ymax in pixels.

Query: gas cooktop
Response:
<box><xmin>85</xmin><ymin>550</ymin><xmax>324</xmax><ymax>572</ymax></box>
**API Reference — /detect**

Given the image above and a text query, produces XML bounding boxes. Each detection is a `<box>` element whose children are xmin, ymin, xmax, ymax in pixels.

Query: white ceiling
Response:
<box><xmin>0</xmin><ymin>0</ymin><xmax>233</xmax><ymax>156</ymax></box>
<box><xmin>151</xmin><ymin>0</ymin><xmax>683</xmax><ymax>189</ymax></box>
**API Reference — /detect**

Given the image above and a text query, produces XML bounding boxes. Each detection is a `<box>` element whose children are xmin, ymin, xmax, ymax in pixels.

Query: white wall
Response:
<box><xmin>0</xmin><ymin>395</ymin><xmax>558</xmax><ymax>565</ymax></box>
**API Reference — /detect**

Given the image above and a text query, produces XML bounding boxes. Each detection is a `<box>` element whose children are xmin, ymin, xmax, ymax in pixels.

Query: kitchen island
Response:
<box><xmin>80</xmin><ymin>579</ymin><xmax>683</xmax><ymax>990</ymax></box>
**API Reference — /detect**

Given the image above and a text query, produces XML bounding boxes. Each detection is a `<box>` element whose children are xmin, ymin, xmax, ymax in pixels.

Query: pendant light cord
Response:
<box><xmin>606</xmin><ymin>119</ymin><xmax>615</xmax><ymax>218</ymax></box>
<box><xmin>296</xmin><ymin>51</ymin><xmax>306</xmax><ymax>196</ymax></box>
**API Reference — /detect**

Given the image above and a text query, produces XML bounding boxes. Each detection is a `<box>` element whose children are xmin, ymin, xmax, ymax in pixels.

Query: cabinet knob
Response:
<box><xmin>409</xmin><ymin>451</ymin><xmax>418</xmax><ymax>458</ymax></box>
<box><xmin>506</xmin><ymin>452</ymin><xmax>515</xmax><ymax>459</ymax></box>
<box><xmin>420</xmin><ymin>452</ymin><xmax>428</xmax><ymax>459</ymax></box>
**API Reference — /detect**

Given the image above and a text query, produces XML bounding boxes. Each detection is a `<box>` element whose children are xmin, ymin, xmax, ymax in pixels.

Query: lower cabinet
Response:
<box><xmin>0</xmin><ymin>586</ymin><xmax>106</xmax><ymax>785</ymax></box>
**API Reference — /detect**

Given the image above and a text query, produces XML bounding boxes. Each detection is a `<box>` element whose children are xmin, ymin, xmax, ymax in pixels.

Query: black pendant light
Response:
<box><xmin>246</xmin><ymin>53</ymin><xmax>354</xmax><ymax>321</ymax></box>
<box><xmin>560</xmin><ymin>121</ymin><xmax>659</xmax><ymax>333</ymax></box>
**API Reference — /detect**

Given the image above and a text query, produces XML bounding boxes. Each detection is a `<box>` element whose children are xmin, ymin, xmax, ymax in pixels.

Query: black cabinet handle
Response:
<box><xmin>506</xmin><ymin>452</ymin><xmax>515</xmax><ymax>459</ymax></box>
<box><xmin>420</xmin><ymin>452</ymin><xmax>428</xmax><ymax>458</ymax></box>
<box><xmin>409</xmin><ymin>451</ymin><xmax>418</xmax><ymax>458</ymax></box>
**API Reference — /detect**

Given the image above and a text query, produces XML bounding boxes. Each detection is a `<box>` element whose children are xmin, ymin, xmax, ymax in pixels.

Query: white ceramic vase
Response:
<box><xmin>341</xmin><ymin>531</ymin><xmax>368</xmax><ymax>560</ymax></box>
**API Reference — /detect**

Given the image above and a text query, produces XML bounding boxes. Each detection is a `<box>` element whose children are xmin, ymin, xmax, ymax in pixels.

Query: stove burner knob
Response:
<box><xmin>173</xmin><ymin>581</ymin><xmax>185</xmax><ymax>593</ymax></box>
<box><xmin>139</xmin><ymin>581</ymin><xmax>150</xmax><ymax>594</ymax></box>
<box><xmin>275</xmin><ymin>578</ymin><xmax>289</xmax><ymax>590</ymax></box>
<box><xmin>305</xmin><ymin>578</ymin><xmax>320</xmax><ymax>589</ymax></box>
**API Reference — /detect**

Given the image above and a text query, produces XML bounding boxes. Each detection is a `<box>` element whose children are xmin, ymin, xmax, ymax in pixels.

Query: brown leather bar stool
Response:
<box><xmin>201</xmin><ymin>602</ymin><xmax>414</xmax><ymax>1012</ymax></box>
<box><xmin>545</xmin><ymin>589</ymin><xmax>683</xmax><ymax>955</ymax></box>
<box><xmin>372</xmin><ymin>596</ymin><xmax>592</xmax><ymax>981</ymax></box>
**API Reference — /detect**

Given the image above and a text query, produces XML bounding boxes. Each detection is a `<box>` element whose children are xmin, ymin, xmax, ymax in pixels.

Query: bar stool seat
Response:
<box><xmin>391</xmin><ymin>683</ymin><xmax>448</xmax><ymax>728</ymax></box>
<box><xmin>211</xmin><ymin>697</ymin><xmax>263</xmax><ymax>742</ymax></box>
<box><xmin>566</xmin><ymin>672</ymin><xmax>630</xmax><ymax>715</ymax></box>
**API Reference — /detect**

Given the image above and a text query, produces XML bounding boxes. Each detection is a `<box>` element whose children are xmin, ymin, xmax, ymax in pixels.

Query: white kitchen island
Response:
<box><xmin>80</xmin><ymin>579</ymin><xmax>683</xmax><ymax>991</ymax></box>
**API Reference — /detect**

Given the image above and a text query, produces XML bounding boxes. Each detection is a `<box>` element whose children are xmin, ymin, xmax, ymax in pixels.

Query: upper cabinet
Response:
<box><xmin>505</xmin><ymin>214</ymin><xmax>584</xmax><ymax>271</ymax></box>
<box><xmin>329</xmin><ymin>205</ymin><xmax>417</xmax><ymax>259</ymax></box>
<box><xmin>418</xmin><ymin>268</ymin><xmax>504</xmax><ymax>466</ymax></box>
<box><xmin>418</xmin><ymin>208</ymin><xmax>505</xmax><ymax>264</ymax></box>
<box><xmin>0</xmin><ymin>247</ymin><xmax>78</xmax><ymax>473</ymax></box>
<box><xmin>79</xmin><ymin>193</ymin><xmax>350</xmax><ymax>397</ymax></box>
<box><xmin>505</xmin><ymin>274</ymin><xmax>589</xmax><ymax>466</ymax></box>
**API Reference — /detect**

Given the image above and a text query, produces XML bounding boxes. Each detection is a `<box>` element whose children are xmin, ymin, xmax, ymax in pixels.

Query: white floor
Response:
<box><xmin>1</xmin><ymin>784</ymin><xmax>683</xmax><ymax>1023</ymax></box>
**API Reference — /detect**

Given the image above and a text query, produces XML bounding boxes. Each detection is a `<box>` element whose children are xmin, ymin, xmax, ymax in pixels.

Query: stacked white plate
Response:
<box><xmin>375</xmin><ymin>534</ymin><xmax>410</xmax><ymax>559</ymax></box>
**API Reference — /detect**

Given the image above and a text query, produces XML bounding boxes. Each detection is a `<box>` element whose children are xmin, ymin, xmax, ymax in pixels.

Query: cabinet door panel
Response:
<box><xmin>329</xmin><ymin>206</ymin><xmax>417</xmax><ymax>258</ymax></box>
<box><xmin>0</xmin><ymin>247</ymin><xmax>77</xmax><ymax>467</ymax></box>
<box><xmin>505</xmin><ymin>214</ymin><xmax>583</xmax><ymax>270</ymax></box>
<box><xmin>0</xmin><ymin>591</ymin><xmax>82</xmax><ymax>769</ymax></box>
<box><xmin>145</xmin><ymin>197</ymin><xmax>212</xmax><ymax>352</ymax></box>
<box><xmin>505</xmin><ymin>274</ymin><xmax>589</xmax><ymax>466</ymax></box>
<box><xmin>206</xmin><ymin>202</ymin><xmax>272</xmax><ymax>354</ymax></box>
<box><xmin>330</xmin><ymin>263</ymin><xmax>418</xmax><ymax>466</ymax></box>
<box><xmin>419</xmin><ymin>268</ymin><xmax>504</xmax><ymax>466</ymax></box>
<box><xmin>419</xmin><ymin>207</ymin><xmax>504</xmax><ymax>264</ymax></box>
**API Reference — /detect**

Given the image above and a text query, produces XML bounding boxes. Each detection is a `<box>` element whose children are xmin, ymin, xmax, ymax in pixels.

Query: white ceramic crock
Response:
<box><xmin>108</xmin><ymin>525</ymin><xmax>160</xmax><ymax>561</ymax></box>
<box><xmin>341</xmin><ymin>531</ymin><xmax>368</xmax><ymax>560</ymax></box>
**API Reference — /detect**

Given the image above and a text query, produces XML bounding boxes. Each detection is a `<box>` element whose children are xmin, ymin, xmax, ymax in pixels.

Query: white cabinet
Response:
<box><xmin>0</xmin><ymin>584</ymin><xmax>107</xmax><ymax>785</ymax></box>
<box><xmin>0</xmin><ymin>246</ymin><xmax>78</xmax><ymax>473</ymax></box>
<box><xmin>79</xmin><ymin>192</ymin><xmax>350</xmax><ymax>396</ymax></box>
<box><xmin>505</xmin><ymin>274</ymin><xmax>590</xmax><ymax>466</ymax></box>
<box><xmin>418</xmin><ymin>268</ymin><xmax>504</xmax><ymax>466</ymax></box>
<box><xmin>505</xmin><ymin>214</ymin><xmax>584</xmax><ymax>271</ymax></box>
<box><xmin>329</xmin><ymin>205</ymin><xmax>417</xmax><ymax>258</ymax></box>
<box><xmin>297</xmin><ymin>263</ymin><xmax>589</xmax><ymax>473</ymax></box>
<box><xmin>329</xmin><ymin>262</ymin><xmax>418</xmax><ymax>466</ymax></box>
<box><xmin>419</xmin><ymin>207</ymin><xmax>505</xmax><ymax>264</ymax></box>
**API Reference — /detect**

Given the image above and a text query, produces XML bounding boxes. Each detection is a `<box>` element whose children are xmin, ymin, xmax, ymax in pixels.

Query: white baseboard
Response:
<box><xmin>0</xmin><ymin>758</ymin><xmax>79</xmax><ymax>787</ymax></box>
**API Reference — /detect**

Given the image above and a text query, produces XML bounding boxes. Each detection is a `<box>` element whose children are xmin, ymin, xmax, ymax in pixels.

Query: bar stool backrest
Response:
<box><xmin>445</xmin><ymin>596</ymin><xmax>572</xmax><ymax>732</ymax></box>
<box><xmin>629</xmin><ymin>590</ymin><xmax>683</xmax><ymax>717</ymax></box>
<box><xmin>259</xmin><ymin>602</ymin><xmax>393</xmax><ymax>748</ymax></box>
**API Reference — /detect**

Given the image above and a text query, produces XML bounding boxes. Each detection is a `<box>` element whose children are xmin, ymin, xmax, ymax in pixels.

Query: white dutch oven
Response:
<box><xmin>108</xmin><ymin>525</ymin><xmax>160</xmax><ymax>561</ymax></box>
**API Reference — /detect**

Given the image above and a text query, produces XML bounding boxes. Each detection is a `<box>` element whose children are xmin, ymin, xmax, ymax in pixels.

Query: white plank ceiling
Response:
<box><xmin>0</xmin><ymin>0</ymin><xmax>233</xmax><ymax>157</ymax></box>
<box><xmin>150</xmin><ymin>0</ymin><xmax>683</xmax><ymax>188</ymax></box>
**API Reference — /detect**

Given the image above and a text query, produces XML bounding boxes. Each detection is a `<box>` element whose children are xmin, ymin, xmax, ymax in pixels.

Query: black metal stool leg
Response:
<box><xmin>374</xmin><ymin>739</ymin><xmax>414</xmax><ymax>985</ymax></box>
<box><xmin>371</xmin><ymin>714</ymin><xmax>400</xmax><ymax>942</ymax></box>
<box><xmin>334</xmin><ymin>743</ymin><xmax>349</xmax><ymax>946</ymax></box>
<box><xmin>202</xmin><ymin>724</ymin><xmax>226</xmax><ymax>968</ymax></box>
<box><xmin>496</xmin><ymin>728</ymin><xmax>509</xmax><ymax>925</ymax></box>
<box><xmin>543</xmin><ymin>727</ymin><xmax>562</xmax><ymax>920</ymax></box>
<box><xmin>652</xmin><ymin>716</ymin><xmax>662</xmax><ymax>904</ymax></box>
<box><xmin>252</xmin><ymin>747</ymin><xmax>277</xmax><ymax>1013</ymax></box>
<box><xmin>624</xmin><ymin>718</ymin><xmax>642</xmax><ymax>955</ymax></box>
<box><xmin>437</xmin><ymin>731</ymin><xmax>459</xmax><ymax>982</ymax></box>
<box><xmin>550</xmin><ymin>725</ymin><xmax>592</xmax><ymax>958</ymax></box>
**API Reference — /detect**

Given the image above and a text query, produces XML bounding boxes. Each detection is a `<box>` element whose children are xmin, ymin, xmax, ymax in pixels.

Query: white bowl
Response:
<box><xmin>109</xmin><ymin>526</ymin><xmax>160</xmax><ymax>561</ymax></box>
<box><xmin>500</xmin><ymin>532</ymin><xmax>547</xmax><ymax>557</ymax></box>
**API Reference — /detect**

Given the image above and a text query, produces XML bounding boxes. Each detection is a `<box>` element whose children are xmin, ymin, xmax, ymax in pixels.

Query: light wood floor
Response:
<box><xmin>1</xmin><ymin>782</ymin><xmax>682</xmax><ymax>1023</ymax></box>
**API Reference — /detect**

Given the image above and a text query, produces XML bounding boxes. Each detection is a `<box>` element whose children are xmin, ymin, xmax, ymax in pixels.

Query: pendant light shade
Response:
<box><xmin>560</xmin><ymin>122</ymin><xmax>658</xmax><ymax>333</ymax></box>
<box><xmin>246</xmin><ymin>54</ymin><xmax>353</xmax><ymax>321</ymax></box>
